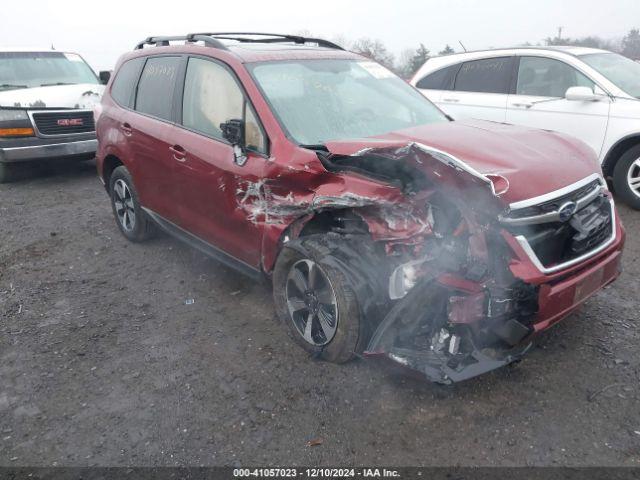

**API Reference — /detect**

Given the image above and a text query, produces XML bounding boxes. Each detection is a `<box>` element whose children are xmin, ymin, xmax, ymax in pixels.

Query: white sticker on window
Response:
<box><xmin>64</xmin><ymin>53</ymin><xmax>84</xmax><ymax>62</ymax></box>
<box><xmin>359</xmin><ymin>61</ymin><xmax>394</xmax><ymax>79</ymax></box>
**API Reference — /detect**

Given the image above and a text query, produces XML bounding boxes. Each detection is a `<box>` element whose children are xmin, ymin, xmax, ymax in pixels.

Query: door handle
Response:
<box><xmin>120</xmin><ymin>122</ymin><xmax>132</xmax><ymax>136</ymax></box>
<box><xmin>512</xmin><ymin>102</ymin><xmax>534</xmax><ymax>109</ymax></box>
<box><xmin>442</xmin><ymin>98</ymin><xmax>460</xmax><ymax>103</ymax></box>
<box><xmin>169</xmin><ymin>144</ymin><xmax>186</xmax><ymax>162</ymax></box>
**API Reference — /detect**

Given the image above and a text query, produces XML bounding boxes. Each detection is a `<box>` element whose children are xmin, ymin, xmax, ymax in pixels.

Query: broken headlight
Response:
<box><xmin>388</xmin><ymin>260</ymin><xmax>423</xmax><ymax>300</ymax></box>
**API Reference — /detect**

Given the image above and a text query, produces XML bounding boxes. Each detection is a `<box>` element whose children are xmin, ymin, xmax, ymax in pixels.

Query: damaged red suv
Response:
<box><xmin>96</xmin><ymin>33</ymin><xmax>625</xmax><ymax>384</ymax></box>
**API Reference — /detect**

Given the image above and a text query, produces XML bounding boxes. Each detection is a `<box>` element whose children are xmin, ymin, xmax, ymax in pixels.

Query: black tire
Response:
<box><xmin>109</xmin><ymin>165</ymin><xmax>155</xmax><ymax>242</ymax></box>
<box><xmin>0</xmin><ymin>163</ymin><xmax>17</xmax><ymax>183</ymax></box>
<box><xmin>273</xmin><ymin>235</ymin><xmax>368</xmax><ymax>364</ymax></box>
<box><xmin>612</xmin><ymin>144</ymin><xmax>640</xmax><ymax>210</ymax></box>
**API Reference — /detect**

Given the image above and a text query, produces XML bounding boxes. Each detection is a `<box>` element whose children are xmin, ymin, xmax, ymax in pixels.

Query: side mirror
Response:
<box><xmin>99</xmin><ymin>70</ymin><xmax>111</xmax><ymax>85</ymax></box>
<box><xmin>565</xmin><ymin>86</ymin><xmax>599</xmax><ymax>102</ymax></box>
<box><xmin>220</xmin><ymin>119</ymin><xmax>247</xmax><ymax>166</ymax></box>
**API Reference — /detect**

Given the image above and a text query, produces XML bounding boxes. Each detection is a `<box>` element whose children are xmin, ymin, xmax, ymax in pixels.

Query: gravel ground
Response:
<box><xmin>0</xmin><ymin>160</ymin><xmax>639</xmax><ymax>467</ymax></box>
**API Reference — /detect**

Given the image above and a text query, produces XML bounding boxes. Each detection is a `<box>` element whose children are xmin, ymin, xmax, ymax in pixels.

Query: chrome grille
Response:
<box><xmin>31</xmin><ymin>110</ymin><xmax>95</xmax><ymax>136</ymax></box>
<box><xmin>501</xmin><ymin>174</ymin><xmax>616</xmax><ymax>273</ymax></box>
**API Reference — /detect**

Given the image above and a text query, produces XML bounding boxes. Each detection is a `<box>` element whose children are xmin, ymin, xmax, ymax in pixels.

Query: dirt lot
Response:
<box><xmin>0</xmin><ymin>160</ymin><xmax>639</xmax><ymax>467</ymax></box>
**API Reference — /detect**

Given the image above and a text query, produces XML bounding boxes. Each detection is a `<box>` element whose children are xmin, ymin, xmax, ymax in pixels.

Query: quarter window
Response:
<box><xmin>111</xmin><ymin>57</ymin><xmax>144</xmax><ymax>108</ymax></box>
<box><xmin>135</xmin><ymin>56</ymin><xmax>181</xmax><ymax>121</ymax></box>
<box><xmin>454</xmin><ymin>57</ymin><xmax>512</xmax><ymax>94</ymax></box>
<box><xmin>516</xmin><ymin>56</ymin><xmax>595</xmax><ymax>97</ymax></box>
<box><xmin>182</xmin><ymin>57</ymin><xmax>266</xmax><ymax>153</ymax></box>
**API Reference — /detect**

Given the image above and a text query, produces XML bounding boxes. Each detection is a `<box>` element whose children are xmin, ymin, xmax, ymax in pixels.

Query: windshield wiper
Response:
<box><xmin>0</xmin><ymin>83</ymin><xmax>28</xmax><ymax>90</ymax></box>
<box><xmin>40</xmin><ymin>82</ymin><xmax>76</xmax><ymax>87</ymax></box>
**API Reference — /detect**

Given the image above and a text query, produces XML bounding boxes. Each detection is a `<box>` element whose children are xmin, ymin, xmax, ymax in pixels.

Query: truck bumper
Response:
<box><xmin>0</xmin><ymin>139</ymin><xmax>97</xmax><ymax>163</ymax></box>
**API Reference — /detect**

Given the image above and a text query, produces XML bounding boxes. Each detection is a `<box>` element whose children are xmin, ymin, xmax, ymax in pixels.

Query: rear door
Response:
<box><xmin>414</xmin><ymin>63</ymin><xmax>460</xmax><ymax>106</ymax></box>
<box><xmin>170</xmin><ymin>56</ymin><xmax>269</xmax><ymax>268</ymax></box>
<box><xmin>506</xmin><ymin>56</ymin><xmax>610</xmax><ymax>156</ymax></box>
<box><xmin>438</xmin><ymin>56</ymin><xmax>514</xmax><ymax>122</ymax></box>
<box><xmin>125</xmin><ymin>55</ymin><xmax>183</xmax><ymax>223</ymax></box>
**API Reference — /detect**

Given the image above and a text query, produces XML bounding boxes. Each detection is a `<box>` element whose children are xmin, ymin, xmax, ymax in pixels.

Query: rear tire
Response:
<box><xmin>612</xmin><ymin>145</ymin><xmax>640</xmax><ymax>210</ymax></box>
<box><xmin>109</xmin><ymin>165</ymin><xmax>155</xmax><ymax>242</ymax></box>
<box><xmin>273</xmin><ymin>235</ymin><xmax>365</xmax><ymax>364</ymax></box>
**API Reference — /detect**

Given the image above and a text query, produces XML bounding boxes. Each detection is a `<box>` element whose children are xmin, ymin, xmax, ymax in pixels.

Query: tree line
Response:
<box><xmin>328</xmin><ymin>28</ymin><xmax>640</xmax><ymax>79</ymax></box>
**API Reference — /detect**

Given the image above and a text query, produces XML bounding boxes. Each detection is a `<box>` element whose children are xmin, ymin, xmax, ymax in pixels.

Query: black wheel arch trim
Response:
<box><xmin>602</xmin><ymin>133</ymin><xmax>640</xmax><ymax>177</ymax></box>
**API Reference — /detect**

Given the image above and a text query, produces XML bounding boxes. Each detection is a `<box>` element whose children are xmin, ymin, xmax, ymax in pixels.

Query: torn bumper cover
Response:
<box><xmin>320</xmin><ymin>142</ymin><xmax>623</xmax><ymax>384</ymax></box>
<box><xmin>364</xmin><ymin>278</ymin><xmax>536</xmax><ymax>385</ymax></box>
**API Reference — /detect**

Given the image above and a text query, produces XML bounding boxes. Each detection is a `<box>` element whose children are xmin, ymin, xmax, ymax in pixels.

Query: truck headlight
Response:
<box><xmin>0</xmin><ymin>109</ymin><xmax>34</xmax><ymax>137</ymax></box>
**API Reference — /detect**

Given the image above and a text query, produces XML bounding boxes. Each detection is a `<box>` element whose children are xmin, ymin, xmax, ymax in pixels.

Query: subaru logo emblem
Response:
<box><xmin>558</xmin><ymin>201</ymin><xmax>577</xmax><ymax>222</ymax></box>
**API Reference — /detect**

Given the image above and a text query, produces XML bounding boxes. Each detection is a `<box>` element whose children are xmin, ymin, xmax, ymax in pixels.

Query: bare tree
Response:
<box><xmin>622</xmin><ymin>28</ymin><xmax>640</xmax><ymax>59</ymax></box>
<box><xmin>351</xmin><ymin>37</ymin><xmax>395</xmax><ymax>70</ymax></box>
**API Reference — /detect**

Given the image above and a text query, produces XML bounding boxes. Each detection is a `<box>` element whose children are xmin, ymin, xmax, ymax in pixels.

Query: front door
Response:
<box><xmin>171</xmin><ymin>56</ymin><xmax>269</xmax><ymax>268</ymax></box>
<box><xmin>506</xmin><ymin>56</ymin><xmax>610</xmax><ymax>156</ymax></box>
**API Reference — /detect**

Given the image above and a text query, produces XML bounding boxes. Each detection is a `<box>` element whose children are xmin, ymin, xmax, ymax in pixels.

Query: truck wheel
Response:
<box><xmin>613</xmin><ymin>144</ymin><xmax>640</xmax><ymax>210</ymax></box>
<box><xmin>109</xmin><ymin>166</ymin><xmax>155</xmax><ymax>242</ymax></box>
<box><xmin>273</xmin><ymin>235</ymin><xmax>365</xmax><ymax>364</ymax></box>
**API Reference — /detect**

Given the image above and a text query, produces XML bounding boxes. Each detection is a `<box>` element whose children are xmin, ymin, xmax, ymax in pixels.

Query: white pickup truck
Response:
<box><xmin>0</xmin><ymin>49</ymin><xmax>107</xmax><ymax>182</ymax></box>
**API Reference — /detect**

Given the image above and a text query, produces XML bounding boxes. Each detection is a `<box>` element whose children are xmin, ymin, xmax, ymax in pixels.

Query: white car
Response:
<box><xmin>0</xmin><ymin>48</ymin><xmax>107</xmax><ymax>182</ymax></box>
<box><xmin>411</xmin><ymin>46</ymin><xmax>640</xmax><ymax>209</ymax></box>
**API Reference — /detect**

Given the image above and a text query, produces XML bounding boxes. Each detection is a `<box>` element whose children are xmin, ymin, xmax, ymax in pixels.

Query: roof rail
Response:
<box><xmin>134</xmin><ymin>35</ymin><xmax>228</xmax><ymax>50</ymax></box>
<box><xmin>192</xmin><ymin>32</ymin><xmax>344</xmax><ymax>50</ymax></box>
<box><xmin>134</xmin><ymin>32</ymin><xmax>343</xmax><ymax>51</ymax></box>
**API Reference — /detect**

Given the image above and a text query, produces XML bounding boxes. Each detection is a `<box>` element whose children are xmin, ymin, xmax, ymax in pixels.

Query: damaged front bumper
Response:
<box><xmin>363</xmin><ymin>234</ymin><xmax>623</xmax><ymax>385</ymax></box>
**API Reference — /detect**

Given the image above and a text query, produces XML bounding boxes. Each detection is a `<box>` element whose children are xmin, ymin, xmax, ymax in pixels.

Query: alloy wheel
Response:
<box><xmin>628</xmin><ymin>158</ymin><xmax>640</xmax><ymax>199</ymax></box>
<box><xmin>113</xmin><ymin>179</ymin><xmax>136</xmax><ymax>232</ymax></box>
<box><xmin>285</xmin><ymin>259</ymin><xmax>338</xmax><ymax>346</ymax></box>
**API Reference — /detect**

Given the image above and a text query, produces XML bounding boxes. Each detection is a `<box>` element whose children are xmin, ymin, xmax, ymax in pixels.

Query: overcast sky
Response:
<box><xmin>3</xmin><ymin>0</ymin><xmax>639</xmax><ymax>71</ymax></box>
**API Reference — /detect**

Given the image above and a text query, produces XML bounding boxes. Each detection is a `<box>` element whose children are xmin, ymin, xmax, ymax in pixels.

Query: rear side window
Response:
<box><xmin>516</xmin><ymin>56</ymin><xmax>595</xmax><ymax>97</ymax></box>
<box><xmin>110</xmin><ymin>58</ymin><xmax>144</xmax><ymax>108</ymax></box>
<box><xmin>135</xmin><ymin>56</ymin><xmax>181</xmax><ymax>121</ymax></box>
<box><xmin>182</xmin><ymin>57</ymin><xmax>267</xmax><ymax>153</ymax></box>
<box><xmin>416</xmin><ymin>64</ymin><xmax>457</xmax><ymax>90</ymax></box>
<box><xmin>454</xmin><ymin>57</ymin><xmax>512</xmax><ymax>94</ymax></box>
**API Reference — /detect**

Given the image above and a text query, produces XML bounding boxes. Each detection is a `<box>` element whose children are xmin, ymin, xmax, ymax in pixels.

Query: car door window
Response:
<box><xmin>416</xmin><ymin>64</ymin><xmax>458</xmax><ymax>90</ymax></box>
<box><xmin>135</xmin><ymin>56</ymin><xmax>181</xmax><ymax>121</ymax></box>
<box><xmin>516</xmin><ymin>56</ymin><xmax>595</xmax><ymax>97</ymax></box>
<box><xmin>182</xmin><ymin>57</ymin><xmax>267</xmax><ymax>154</ymax></box>
<box><xmin>454</xmin><ymin>57</ymin><xmax>512</xmax><ymax>94</ymax></box>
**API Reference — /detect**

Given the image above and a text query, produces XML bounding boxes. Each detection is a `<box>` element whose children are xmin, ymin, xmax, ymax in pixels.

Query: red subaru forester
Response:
<box><xmin>95</xmin><ymin>33</ymin><xmax>625</xmax><ymax>384</ymax></box>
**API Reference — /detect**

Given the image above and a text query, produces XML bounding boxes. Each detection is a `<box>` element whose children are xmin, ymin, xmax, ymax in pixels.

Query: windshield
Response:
<box><xmin>249</xmin><ymin>59</ymin><xmax>447</xmax><ymax>145</ymax></box>
<box><xmin>580</xmin><ymin>52</ymin><xmax>640</xmax><ymax>99</ymax></box>
<box><xmin>0</xmin><ymin>52</ymin><xmax>98</xmax><ymax>91</ymax></box>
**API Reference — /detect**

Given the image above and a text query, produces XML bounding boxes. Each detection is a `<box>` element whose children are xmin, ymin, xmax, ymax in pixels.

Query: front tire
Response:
<box><xmin>0</xmin><ymin>163</ymin><xmax>17</xmax><ymax>183</ymax></box>
<box><xmin>109</xmin><ymin>165</ymin><xmax>155</xmax><ymax>242</ymax></box>
<box><xmin>273</xmin><ymin>235</ymin><xmax>365</xmax><ymax>364</ymax></box>
<box><xmin>613</xmin><ymin>145</ymin><xmax>640</xmax><ymax>210</ymax></box>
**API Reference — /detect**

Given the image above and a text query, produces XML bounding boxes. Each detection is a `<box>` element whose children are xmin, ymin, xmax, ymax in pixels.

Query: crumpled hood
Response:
<box><xmin>324</xmin><ymin>119</ymin><xmax>600</xmax><ymax>204</ymax></box>
<box><xmin>0</xmin><ymin>83</ymin><xmax>104</xmax><ymax>109</ymax></box>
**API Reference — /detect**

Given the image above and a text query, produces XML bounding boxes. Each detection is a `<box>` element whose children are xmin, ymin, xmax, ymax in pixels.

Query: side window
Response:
<box><xmin>516</xmin><ymin>57</ymin><xmax>595</xmax><ymax>97</ymax></box>
<box><xmin>454</xmin><ymin>57</ymin><xmax>512</xmax><ymax>94</ymax></box>
<box><xmin>135</xmin><ymin>56</ymin><xmax>181</xmax><ymax>121</ymax></box>
<box><xmin>182</xmin><ymin>57</ymin><xmax>267</xmax><ymax>153</ymax></box>
<box><xmin>110</xmin><ymin>58</ymin><xmax>144</xmax><ymax>108</ymax></box>
<box><xmin>416</xmin><ymin>64</ymin><xmax>457</xmax><ymax>90</ymax></box>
